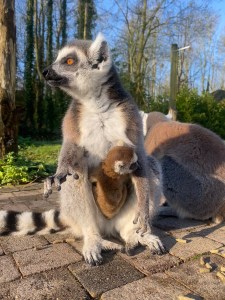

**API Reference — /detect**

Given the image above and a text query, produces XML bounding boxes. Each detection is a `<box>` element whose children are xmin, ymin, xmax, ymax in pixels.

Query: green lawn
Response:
<box><xmin>0</xmin><ymin>138</ymin><xmax>61</xmax><ymax>186</ymax></box>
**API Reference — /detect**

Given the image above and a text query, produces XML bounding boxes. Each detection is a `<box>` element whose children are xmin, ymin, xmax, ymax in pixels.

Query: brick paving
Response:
<box><xmin>0</xmin><ymin>182</ymin><xmax>224</xmax><ymax>299</ymax></box>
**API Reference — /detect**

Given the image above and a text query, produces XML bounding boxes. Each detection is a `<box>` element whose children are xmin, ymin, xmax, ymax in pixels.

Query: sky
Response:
<box><xmin>212</xmin><ymin>0</ymin><xmax>225</xmax><ymax>36</ymax></box>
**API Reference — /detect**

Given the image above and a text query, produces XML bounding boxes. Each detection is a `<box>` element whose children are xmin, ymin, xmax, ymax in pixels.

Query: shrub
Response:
<box><xmin>0</xmin><ymin>152</ymin><xmax>48</xmax><ymax>185</ymax></box>
<box><xmin>176</xmin><ymin>87</ymin><xmax>225</xmax><ymax>138</ymax></box>
<box><xmin>0</xmin><ymin>138</ymin><xmax>60</xmax><ymax>186</ymax></box>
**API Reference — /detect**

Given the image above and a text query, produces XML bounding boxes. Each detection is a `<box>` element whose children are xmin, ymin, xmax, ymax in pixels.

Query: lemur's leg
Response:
<box><xmin>60</xmin><ymin>176</ymin><xmax>122</xmax><ymax>265</ymax></box>
<box><xmin>131</xmin><ymin>152</ymin><xmax>151</xmax><ymax>235</ymax></box>
<box><xmin>114</xmin><ymin>192</ymin><xmax>166</xmax><ymax>255</ymax></box>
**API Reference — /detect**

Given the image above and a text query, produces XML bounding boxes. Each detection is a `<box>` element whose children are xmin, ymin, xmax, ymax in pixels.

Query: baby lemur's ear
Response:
<box><xmin>89</xmin><ymin>33</ymin><xmax>111</xmax><ymax>69</ymax></box>
<box><xmin>116</xmin><ymin>140</ymin><xmax>125</xmax><ymax>147</ymax></box>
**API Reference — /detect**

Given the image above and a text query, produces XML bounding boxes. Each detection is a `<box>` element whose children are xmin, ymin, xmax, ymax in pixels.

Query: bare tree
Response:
<box><xmin>114</xmin><ymin>0</ymin><xmax>175</xmax><ymax>109</ymax></box>
<box><xmin>0</xmin><ymin>0</ymin><xmax>17</xmax><ymax>158</ymax></box>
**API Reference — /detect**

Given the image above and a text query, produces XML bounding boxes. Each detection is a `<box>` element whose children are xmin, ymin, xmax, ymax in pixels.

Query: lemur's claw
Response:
<box><xmin>73</xmin><ymin>173</ymin><xmax>79</xmax><ymax>180</ymax></box>
<box><xmin>133</xmin><ymin>212</ymin><xmax>140</xmax><ymax>224</ymax></box>
<box><xmin>43</xmin><ymin>176</ymin><xmax>54</xmax><ymax>198</ymax></box>
<box><xmin>43</xmin><ymin>172</ymin><xmax>67</xmax><ymax>197</ymax></box>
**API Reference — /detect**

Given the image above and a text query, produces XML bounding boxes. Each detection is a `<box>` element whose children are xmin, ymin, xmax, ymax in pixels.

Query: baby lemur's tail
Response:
<box><xmin>0</xmin><ymin>209</ymin><xmax>65</xmax><ymax>236</ymax></box>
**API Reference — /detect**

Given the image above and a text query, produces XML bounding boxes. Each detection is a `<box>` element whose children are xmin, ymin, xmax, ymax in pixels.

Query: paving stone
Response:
<box><xmin>0</xmin><ymin>256</ymin><xmax>21</xmax><ymax>283</ymax></box>
<box><xmin>153</xmin><ymin>216</ymin><xmax>205</xmax><ymax>232</ymax></box>
<box><xmin>12</xmin><ymin>190</ymin><xmax>43</xmax><ymax>198</ymax></box>
<box><xmin>66</xmin><ymin>239</ymin><xmax>83</xmax><ymax>254</ymax></box>
<box><xmin>5</xmin><ymin>268</ymin><xmax>89</xmax><ymax>300</ymax></box>
<box><xmin>11</xmin><ymin>196</ymin><xmax>31</xmax><ymax>203</ymax></box>
<box><xmin>13</xmin><ymin>243</ymin><xmax>82</xmax><ymax>276</ymax></box>
<box><xmin>184</xmin><ymin>224</ymin><xmax>225</xmax><ymax>245</ymax></box>
<box><xmin>101</xmin><ymin>272</ymin><xmax>201</xmax><ymax>300</ymax></box>
<box><xmin>166</xmin><ymin>254</ymin><xmax>225</xmax><ymax>300</ymax></box>
<box><xmin>44</xmin><ymin>232</ymin><xmax>75</xmax><ymax>243</ymax></box>
<box><xmin>0</xmin><ymin>187</ymin><xmax>20</xmax><ymax>192</ymax></box>
<box><xmin>0</xmin><ymin>283</ymin><xmax>11</xmax><ymax>299</ymax></box>
<box><xmin>0</xmin><ymin>236</ymin><xmax>48</xmax><ymax>254</ymax></box>
<box><xmin>0</xmin><ymin>203</ymin><xmax>30</xmax><ymax>212</ymax></box>
<box><xmin>44</xmin><ymin>232</ymin><xmax>83</xmax><ymax>253</ymax></box>
<box><xmin>0</xmin><ymin>245</ymin><xmax>4</xmax><ymax>256</ymax></box>
<box><xmin>69</xmin><ymin>254</ymin><xmax>144</xmax><ymax>298</ymax></box>
<box><xmin>119</xmin><ymin>249</ymin><xmax>181</xmax><ymax>275</ymax></box>
<box><xmin>12</xmin><ymin>194</ymin><xmax>44</xmax><ymax>203</ymax></box>
<box><xmin>0</xmin><ymin>192</ymin><xmax>14</xmax><ymax>202</ymax></box>
<box><xmin>165</xmin><ymin>230</ymin><xmax>223</xmax><ymax>260</ymax></box>
<box><xmin>0</xmin><ymin>201</ymin><xmax>14</xmax><ymax>208</ymax></box>
<box><xmin>18</xmin><ymin>183</ymin><xmax>43</xmax><ymax>191</ymax></box>
<box><xmin>27</xmin><ymin>199</ymin><xmax>59</xmax><ymax>211</ymax></box>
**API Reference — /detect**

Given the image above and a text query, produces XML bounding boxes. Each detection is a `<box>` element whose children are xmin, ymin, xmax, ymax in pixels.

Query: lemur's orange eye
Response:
<box><xmin>66</xmin><ymin>58</ymin><xmax>74</xmax><ymax>65</ymax></box>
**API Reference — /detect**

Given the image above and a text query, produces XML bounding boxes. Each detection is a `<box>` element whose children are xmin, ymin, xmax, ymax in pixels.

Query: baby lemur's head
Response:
<box><xmin>42</xmin><ymin>33</ymin><xmax>112</xmax><ymax>99</ymax></box>
<box><xmin>103</xmin><ymin>146</ymin><xmax>139</xmax><ymax>177</ymax></box>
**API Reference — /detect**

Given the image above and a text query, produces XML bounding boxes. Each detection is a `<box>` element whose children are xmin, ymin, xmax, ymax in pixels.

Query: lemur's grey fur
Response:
<box><xmin>0</xmin><ymin>34</ymin><xmax>165</xmax><ymax>265</ymax></box>
<box><xmin>144</xmin><ymin>112</ymin><xmax>225</xmax><ymax>223</ymax></box>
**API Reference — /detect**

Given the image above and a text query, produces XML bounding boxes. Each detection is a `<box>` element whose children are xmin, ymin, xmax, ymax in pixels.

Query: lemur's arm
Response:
<box><xmin>44</xmin><ymin>107</ymin><xmax>82</xmax><ymax>197</ymax></box>
<box><xmin>131</xmin><ymin>150</ymin><xmax>151</xmax><ymax>235</ymax></box>
<box><xmin>121</xmin><ymin>105</ymin><xmax>152</xmax><ymax>235</ymax></box>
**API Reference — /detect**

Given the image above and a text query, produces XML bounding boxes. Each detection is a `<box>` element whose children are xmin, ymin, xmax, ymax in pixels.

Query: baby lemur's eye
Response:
<box><xmin>66</xmin><ymin>58</ymin><xmax>75</xmax><ymax>65</ymax></box>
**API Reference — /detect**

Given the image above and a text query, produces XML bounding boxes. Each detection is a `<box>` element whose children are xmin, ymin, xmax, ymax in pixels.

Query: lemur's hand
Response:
<box><xmin>43</xmin><ymin>144</ymin><xmax>87</xmax><ymax>198</ymax></box>
<box><xmin>43</xmin><ymin>164</ymin><xmax>79</xmax><ymax>198</ymax></box>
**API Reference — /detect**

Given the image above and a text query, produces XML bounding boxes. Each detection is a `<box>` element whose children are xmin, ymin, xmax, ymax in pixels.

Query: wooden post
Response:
<box><xmin>169</xmin><ymin>44</ymin><xmax>178</xmax><ymax>120</ymax></box>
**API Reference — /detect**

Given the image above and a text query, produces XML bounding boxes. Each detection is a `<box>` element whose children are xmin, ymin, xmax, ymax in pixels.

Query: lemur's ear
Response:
<box><xmin>89</xmin><ymin>33</ymin><xmax>110</xmax><ymax>68</ymax></box>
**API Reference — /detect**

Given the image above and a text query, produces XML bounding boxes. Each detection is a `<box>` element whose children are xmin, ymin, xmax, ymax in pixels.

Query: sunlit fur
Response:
<box><xmin>0</xmin><ymin>35</ymin><xmax>165</xmax><ymax>265</ymax></box>
<box><xmin>145</xmin><ymin>112</ymin><xmax>225</xmax><ymax>223</ymax></box>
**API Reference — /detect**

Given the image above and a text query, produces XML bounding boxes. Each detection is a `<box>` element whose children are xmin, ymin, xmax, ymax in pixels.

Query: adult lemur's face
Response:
<box><xmin>42</xmin><ymin>33</ymin><xmax>112</xmax><ymax>97</ymax></box>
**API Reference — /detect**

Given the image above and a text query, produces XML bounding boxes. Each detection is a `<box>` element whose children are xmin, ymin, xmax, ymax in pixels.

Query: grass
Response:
<box><xmin>20</xmin><ymin>138</ymin><xmax>61</xmax><ymax>173</ymax></box>
<box><xmin>0</xmin><ymin>137</ymin><xmax>61</xmax><ymax>186</ymax></box>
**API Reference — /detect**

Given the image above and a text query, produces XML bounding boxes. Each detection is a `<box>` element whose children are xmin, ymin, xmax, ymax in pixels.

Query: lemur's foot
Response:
<box><xmin>43</xmin><ymin>168</ymin><xmax>79</xmax><ymax>198</ymax></box>
<box><xmin>82</xmin><ymin>237</ymin><xmax>103</xmax><ymax>266</ymax></box>
<box><xmin>139</xmin><ymin>233</ymin><xmax>166</xmax><ymax>255</ymax></box>
<box><xmin>83</xmin><ymin>246</ymin><xmax>103</xmax><ymax>266</ymax></box>
<box><xmin>82</xmin><ymin>238</ymin><xmax>123</xmax><ymax>266</ymax></box>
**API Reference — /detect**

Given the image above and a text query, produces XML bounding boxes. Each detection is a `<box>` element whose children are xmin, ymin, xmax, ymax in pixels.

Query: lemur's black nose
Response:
<box><xmin>42</xmin><ymin>68</ymin><xmax>49</xmax><ymax>79</ymax></box>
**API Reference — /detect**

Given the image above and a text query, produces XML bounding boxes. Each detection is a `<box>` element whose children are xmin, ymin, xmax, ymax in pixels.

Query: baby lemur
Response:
<box><xmin>144</xmin><ymin>112</ymin><xmax>225</xmax><ymax>223</ymax></box>
<box><xmin>91</xmin><ymin>145</ymin><xmax>139</xmax><ymax>219</ymax></box>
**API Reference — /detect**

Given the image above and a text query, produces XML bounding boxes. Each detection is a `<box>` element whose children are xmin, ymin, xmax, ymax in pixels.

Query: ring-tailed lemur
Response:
<box><xmin>0</xmin><ymin>34</ymin><xmax>165</xmax><ymax>265</ymax></box>
<box><xmin>90</xmin><ymin>145</ymin><xmax>139</xmax><ymax>219</ymax></box>
<box><xmin>144</xmin><ymin>111</ymin><xmax>225</xmax><ymax>223</ymax></box>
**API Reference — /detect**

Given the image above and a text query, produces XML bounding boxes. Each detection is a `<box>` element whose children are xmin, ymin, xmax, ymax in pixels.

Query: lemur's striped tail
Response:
<box><xmin>0</xmin><ymin>209</ymin><xmax>65</xmax><ymax>236</ymax></box>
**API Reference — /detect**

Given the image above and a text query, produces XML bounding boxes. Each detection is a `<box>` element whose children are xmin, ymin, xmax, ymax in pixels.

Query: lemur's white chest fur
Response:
<box><xmin>79</xmin><ymin>101</ymin><xmax>133</xmax><ymax>167</ymax></box>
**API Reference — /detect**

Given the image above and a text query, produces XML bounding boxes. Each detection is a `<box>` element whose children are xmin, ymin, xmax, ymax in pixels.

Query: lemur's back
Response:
<box><xmin>145</xmin><ymin>120</ymin><xmax>225</xmax><ymax>176</ymax></box>
<box><xmin>145</xmin><ymin>112</ymin><xmax>225</xmax><ymax>221</ymax></box>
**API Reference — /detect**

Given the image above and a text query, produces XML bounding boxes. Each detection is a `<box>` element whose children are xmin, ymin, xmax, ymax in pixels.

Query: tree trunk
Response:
<box><xmin>0</xmin><ymin>0</ymin><xmax>17</xmax><ymax>158</ymax></box>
